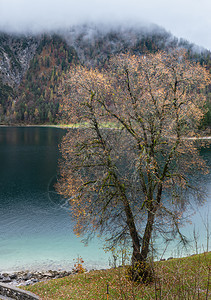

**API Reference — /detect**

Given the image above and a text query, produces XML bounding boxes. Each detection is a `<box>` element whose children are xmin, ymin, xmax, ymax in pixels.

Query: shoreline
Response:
<box><xmin>0</xmin><ymin>270</ymin><xmax>73</xmax><ymax>287</ymax></box>
<box><xmin>0</xmin><ymin>124</ymin><xmax>69</xmax><ymax>129</ymax></box>
<box><xmin>0</xmin><ymin>124</ymin><xmax>211</xmax><ymax>139</ymax></box>
<box><xmin>1</xmin><ymin>252</ymin><xmax>210</xmax><ymax>287</ymax></box>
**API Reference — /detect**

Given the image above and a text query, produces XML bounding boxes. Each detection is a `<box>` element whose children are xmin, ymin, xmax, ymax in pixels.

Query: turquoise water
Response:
<box><xmin>0</xmin><ymin>127</ymin><xmax>109</xmax><ymax>272</ymax></box>
<box><xmin>0</xmin><ymin>127</ymin><xmax>210</xmax><ymax>272</ymax></box>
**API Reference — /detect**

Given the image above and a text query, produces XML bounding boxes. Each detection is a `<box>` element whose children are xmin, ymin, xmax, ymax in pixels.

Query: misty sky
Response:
<box><xmin>0</xmin><ymin>0</ymin><xmax>210</xmax><ymax>50</ymax></box>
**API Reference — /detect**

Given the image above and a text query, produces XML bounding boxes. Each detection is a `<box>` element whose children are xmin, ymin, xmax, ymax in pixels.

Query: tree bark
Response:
<box><xmin>140</xmin><ymin>209</ymin><xmax>155</xmax><ymax>261</ymax></box>
<box><xmin>122</xmin><ymin>197</ymin><xmax>142</xmax><ymax>266</ymax></box>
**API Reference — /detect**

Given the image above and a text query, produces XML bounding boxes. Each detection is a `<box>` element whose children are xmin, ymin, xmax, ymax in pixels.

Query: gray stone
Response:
<box><xmin>43</xmin><ymin>272</ymin><xmax>54</xmax><ymax>277</ymax></box>
<box><xmin>23</xmin><ymin>273</ymin><xmax>32</xmax><ymax>281</ymax></box>
<box><xmin>9</xmin><ymin>274</ymin><xmax>17</xmax><ymax>280</ymax></box>
<box><xmin>1</xmin><ymin>278</ymin><xmax>11</xmax><ymax>283</ymax></box>
<box><xmin>26</xmin><ymin>280</ymin><xmax>34</xmax><ymax>286</ymax></box>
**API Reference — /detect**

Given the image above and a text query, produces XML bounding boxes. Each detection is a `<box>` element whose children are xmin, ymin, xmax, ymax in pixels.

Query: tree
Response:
<box><xmin>57</xmin><ymin>50</ymin><xmax>210</xmax><ymax>281</ymax></box>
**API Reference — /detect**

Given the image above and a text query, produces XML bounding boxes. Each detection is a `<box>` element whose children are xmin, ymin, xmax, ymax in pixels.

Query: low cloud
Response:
<box><xmin>0</xmin><ymin>0</ymin><xmax>210</xmax><ymax>50</ymax></box>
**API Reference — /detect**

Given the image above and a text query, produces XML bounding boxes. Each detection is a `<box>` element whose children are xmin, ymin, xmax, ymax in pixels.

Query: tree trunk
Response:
<box><xmin>122</xmin><ymin>195</ymin><xmax>141</xmax><ymax>265</ymax></box>
<box><xmin>140</xmin><ymin>209</ymin><xmax>155</xmax><ymax>261</ymax></box>
<box><xmin>116</xmin><ymin>177</ymin><xmax>154</xmax><ymax>283</ymax></box>
<box><xmin>127</xmin><ymin>209</ymin><xmax>155</xmax><ymax>283</ymax></box>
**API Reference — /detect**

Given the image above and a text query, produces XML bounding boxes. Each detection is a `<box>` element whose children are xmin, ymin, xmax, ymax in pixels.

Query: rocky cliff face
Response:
<box><xmin>0</xmin><ymin>33</ymin><xmax>40</xmax><ymax>87</ymax></box>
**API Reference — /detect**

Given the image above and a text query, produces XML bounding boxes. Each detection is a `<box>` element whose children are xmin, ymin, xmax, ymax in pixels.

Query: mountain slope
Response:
<box><xmin>13</xmin><ymin>34</ymin><xmax>78</xmax><ymax>123</ymax></box>
<box><xmin>0</xmin><ymin>33</ymin><xmax>40</xmax><ymax>86</ymax></box>
<box><xmin>0</xmin><ymin>24</ymin><xmax>210</xmax><ymax>126</ymax></box>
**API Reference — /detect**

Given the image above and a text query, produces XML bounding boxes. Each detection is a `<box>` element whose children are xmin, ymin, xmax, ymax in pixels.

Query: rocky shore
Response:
<box><xmin>0</xmin><ymin>270</ymin><xmax>73</xmax><ymax>287</ymax></box>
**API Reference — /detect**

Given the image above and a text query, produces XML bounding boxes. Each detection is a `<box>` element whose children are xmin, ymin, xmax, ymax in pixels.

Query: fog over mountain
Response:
<box><xmin>0</xmin><ymin>1</ymin><xmax>210</xmax><ymax>127</ymax></box>
<box><xmin>0</xmin><ymin>0</ymin><xmax>211</xmax><ymax>50</ymax></box>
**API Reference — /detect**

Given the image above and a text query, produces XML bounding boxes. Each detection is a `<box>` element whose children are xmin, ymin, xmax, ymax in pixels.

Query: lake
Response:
<box><xmin>0</xmin><ymin>127</ymin><xmax>210</xmax><ymax>272</ymax></box>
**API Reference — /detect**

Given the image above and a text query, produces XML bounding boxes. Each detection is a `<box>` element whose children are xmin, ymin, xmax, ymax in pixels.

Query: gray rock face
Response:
<box><xmin>0</xmin><ymin>33</ymin><xmax>40</xmax><ymax>87</ymax></box>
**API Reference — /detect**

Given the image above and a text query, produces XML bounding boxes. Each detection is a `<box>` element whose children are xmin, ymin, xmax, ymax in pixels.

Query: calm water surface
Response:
<box><xmin>0</xmin><ymin>127</ymin><xmax>109</xmax><ymax>272</ymax></box>
<box><xmin>0</xmin><ymin>127</ymin><xmax>210</xmax><ymax>272</ymax></box>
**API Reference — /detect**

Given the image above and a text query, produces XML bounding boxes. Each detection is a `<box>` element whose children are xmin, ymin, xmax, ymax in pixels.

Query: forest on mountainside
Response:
<box><xmin>0</xmin><ymin>25</ymin><xmax>210</xmax><ymax>129</ymax></box>
<box><xmin>13</xmin><ymin>35</ymin><xmax>78</xmax><ymax>123</ymax></box>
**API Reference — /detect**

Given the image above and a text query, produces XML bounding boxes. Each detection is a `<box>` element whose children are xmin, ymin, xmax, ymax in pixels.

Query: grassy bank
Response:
<box><xmin>0</xmin><ymin>121</ymin><xmax>121</xmax><ymax>129</ymax></box>
<box><xmin>24</xmin><ymin>252</ymin><xmax>210</xmax><ymax>299</ymax></box>
<box><xmin>1</xmin><ymin>123</ymin><xmax>210</xmax><ymax>138</ymax></box>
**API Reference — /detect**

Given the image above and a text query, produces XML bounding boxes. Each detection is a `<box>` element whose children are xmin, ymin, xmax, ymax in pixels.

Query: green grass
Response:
<box><xmin>57</xmin><ymin>121</ymin><xmax>122</xmax><ymax>129</ymax></box>
<box><xmin>7</xmin><ymin>121</ymin><xmax>121</xmax><ymax>129</ymax></box>
<box><xmin>23</xmin><ymin>252</ymin><xmax>210</xmax><ymax>299</ymax></box>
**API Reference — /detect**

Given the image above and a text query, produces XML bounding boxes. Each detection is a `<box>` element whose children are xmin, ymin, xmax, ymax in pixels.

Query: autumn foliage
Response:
<box><xmin>57</xmin><ymin>50</ymin><xmax>210</xmax><ymax>281</ymax></box>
